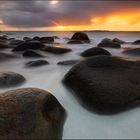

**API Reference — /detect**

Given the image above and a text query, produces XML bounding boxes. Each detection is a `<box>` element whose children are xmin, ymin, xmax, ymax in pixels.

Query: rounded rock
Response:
<box><xmin>63</xmin><ymin>55</ymin><xmax>140</xmax><ymax>114</ymax></box>
<box><xmin>0</xmin><ymin>72</ymin><xmax>25</xmax><ymax>88</ymax></box>
<box><xmin>0</xmin><ymin>88</ymin><xmax>66</xmax><ymax>139</ymax></box>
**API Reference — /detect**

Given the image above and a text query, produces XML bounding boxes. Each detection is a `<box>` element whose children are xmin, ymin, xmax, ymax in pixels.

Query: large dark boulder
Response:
<box><xmin>43</xmin><ymin>46</ymin><xmax>72</xmax><ymax>54</ymax></box>
<box><xmin>69</xmin><ymin>32</ymin><xmax>90</xmax><ymax>43</ymax></box>
<box><xmin>80</xmin><ymin>47</ymin><xmax>111</xmax><ymax>57</ymax></box>
<box><xmin>25</xmin><ymin>60</ymin><xmax>49</xmax><ymax>67</ymax></box>
<box><xmin>132</xmin><ymin>40</ymin><xmax>140</xmax><ymax>45</ymax></box>
<box><xmin>0</xmin><ymin>88</ymin><xmax>66</xmax><ymax>139</ymax></box>
<box><xmin>98</xmin><ymin>38</ymin><xmax>121</xmax><ymax>48</ymax></box>
<box><xmin>63</xmin><ymin>55</ymin><xmax>140</xmax><ymax>114</ymax></box>
<box><xmin>23</xmin><ymin>50</ymin><xmax>44</xmax><ymax>58</ymax></box>
<box><xmin>123</xmin><ymin>48</ymin><xmax>140</xmax><ymax>55</ymax></box>
<box><xmin>12</xmin><ymin>42</ymin><xmax>45</xmax><ymax>52</ymax></box>
<box><xmin>0</xmin><ymin>72</ymin><xmax>25</xmax><ymax>88</ymax></box>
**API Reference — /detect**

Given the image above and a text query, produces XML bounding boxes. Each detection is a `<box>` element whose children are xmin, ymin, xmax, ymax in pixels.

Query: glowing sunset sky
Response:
<box><xmin>0</xmin><ymin>0</ymin><xmax>140</xmax><ymax>31</ymax></box>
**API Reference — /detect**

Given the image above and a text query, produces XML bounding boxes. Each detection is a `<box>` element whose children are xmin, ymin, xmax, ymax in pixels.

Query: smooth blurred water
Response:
<box><xmin>0</xmin><ymin>31</ymin><xmax>140</xmax><ymax>139</ymax></box>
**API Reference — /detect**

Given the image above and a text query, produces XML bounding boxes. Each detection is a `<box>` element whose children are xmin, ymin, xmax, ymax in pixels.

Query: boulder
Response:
<box><xmin>63</xmin><ymin>37</ymin><xmax>70</xmax><ymax>40</ymax></box>
<box><xmin>57</xmin><ymin>60</ymin><xmax>79</xmax><ymax>66</ymax></box>
<box><xmin>80</xmin><ymin>47</ymin><xmax>111</xmax><ymax>57</ymax></box>
<box><xmin>70</xmin><ymin>32</ymin><xmax>90</xmax><ymax>43</ymax></box>
<box><xmin>23</xmin><ymin>37</ymin><xmax>31</xmax><ymax>41</ymax></box>
<box><xmin>0</xmin><ymin>72</ymin><xmax>25</xmax><ymax>88</ymax></box>
<box><xmin>112</xmin><ymin>38</ymin><xmax>126</xmax><ymax>44</ymax></box>
<box><xmin>0</xmin><ymin>39</ymin><xmax>7</xmax><ymax>44</ymax></box>
<box><xmin>132</xmin><ymin>40</ymin><xmax>140</xmax><ymax>45</ymax></box>
<box><xmin>63</xmin><ymin>55</ymin><xmax>140</xmax><ymax>114</ymax></box>
<box><xmin>98</xmin><ymin>38</ymin><xmax>121</xmax><ymax>48</ymax></box>
<box><xmin>43</xmin><ymin>46</ymin><xmax>72</xmax><ymax>54</ymax></box>
<box><xmin>0</xmin><ymin>88</ymin><xmax>66</xmax><ymax>139</ymax></box>
<box><xmin>9</xmin><ymin>40</ymin><xmax>24</xmax><ymax>46</ymax></box>
<box><xmin>33</xmin><ymin>36</ymin><xmax>40</xmax><ymax>41</ymax></box>
<box><xmin>0</xmin><ymin>43</ymin><xmax>10</xmax><ymax>49</ymax></box>
<box><xmin>67</xmin><ymin>40</ymin><xmax>84</xmax><ymax>44</ymax></box>
<box><xmin>12</xmin><ymin>42</ymin><xmax>45</xmax><ymax>52</ymax></box>
<box><xmin>53</xmin><ymin>36</ymin><xmax>59</xmax><ymax>39</ymax></box>
<box><xmin>123</xmin><ymin>48</ymin><xmax>140</xmax><ymax>55</ymax></box>
<box><xmin>39</xmin><ymin>37</ymin><xmax>54</xmax><ymax>44</ymax></box>
<box><xmin>0</xmin><ymin>52</ymin><xmax>17</xmax><ymax>61</ymax></box>
<box><xmin>23</xmin><ymin>50</ymin><xmax>44</xmax><ymax>58</ymax></box>
<box><xmin>0</xmin><ymin>36</ymin><xmax>7</xmax><ymax>41</ymax></box>
<box><xmin>25</xmin><ymin>60</ymin><xmax>49</xmax><ymax>67</ymax></box>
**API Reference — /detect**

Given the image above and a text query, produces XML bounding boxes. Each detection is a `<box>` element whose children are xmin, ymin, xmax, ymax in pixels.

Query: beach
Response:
<box><xmin>0</xmin><ymin>31</ymin><xmax>140</xmax><ymax>139</ymax></box>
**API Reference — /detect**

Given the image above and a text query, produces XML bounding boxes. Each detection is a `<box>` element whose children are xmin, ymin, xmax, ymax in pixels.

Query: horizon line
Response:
<box><xmin>1</xmin><ymin>30</ymin><xmax>140</xmax><ymax>32</ymax></box>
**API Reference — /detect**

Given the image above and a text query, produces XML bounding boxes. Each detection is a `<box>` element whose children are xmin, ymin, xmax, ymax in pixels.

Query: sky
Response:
<box><xmin>0</xmin><ymin>0</ymin><xmax>140</xmax><ymax>31</ymax></box>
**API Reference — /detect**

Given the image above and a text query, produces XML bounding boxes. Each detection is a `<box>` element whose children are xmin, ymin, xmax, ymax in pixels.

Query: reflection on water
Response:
<box><xmin>0</xmin><ymin>31</ymin><xmax>140</xmax><ymax>139</ymax></box>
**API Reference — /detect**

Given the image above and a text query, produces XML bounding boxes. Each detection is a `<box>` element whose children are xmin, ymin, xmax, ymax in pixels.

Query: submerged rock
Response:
<box><xmin>80</xmin><ymin>47</ymin><xmax>111</xmax><ymax>57</ymax></box>
<box><xmin>25</xmin><ymin>60</ymin><xmax>49</xmax><ymax>67</ymax></box>
<box><xmin>9</xmin><ymin>40</ymin><xmax>24</xmax><ymax>46</ymax></box>
<box><xmin>12</xmin><ymin>42</ymin><xmax>45</xmax><ymax>52</ymax></box>
<box><xmin>69</xmin><ymin>32</ymin><xmax>90</xmax><ymax>43</ymax></box>
<box><xmin>57</xmin><ymin>60</ymin><xmax>79</xmax><ymax>66</ymax></box>
<box><xmin>33</xmin><ymin>36</ymin><xmax>40</xmax><ymax>41</ymax></box>
<box><xmin>132</xmin><ymin>40</ymin><xmax>140</xmax><ymax>45</ymax></box>
<box><xmin>43</xmin><ymin>46</ymin><xmax>72</xmax><ymax>54</ymax></box>
<box><xmin>0</xmin><ymin>43</ymin><xmax>10</xmax><ymax>49</ymax></box>
<box><xmin>63</xmin><ymin>55</ymin><xmax>140</xmax><ymax>114</ymax></box>
<box><xmin>23</xmin><ymin>50</ymin><xmax>44</xmax><ymax>58</ymax></box>
<box><xmin>98</xmin><ymin>38</ymin><xmax>121</xmax><ymax>48</ymax></box>
<box><xmin>112</xmin><ymin>38</ymin><xmax>126</xmax><ymax>44</ymax></box>
<box><xmin>123</xmin><ymin>48</ymin><xmax>140</xmax><ymax>55</ymax></box>
<box><xmin>0</xmin><ymin>52</ymin><xmax>17</xmax><ymax>61</ymax></box>
<box><xmin>0</xmin><ymin>72</ymin><xmax>25</xmax><ymax>88</ymax></box>
<box><xmin>67</xmin><ymin>40</ymin><xmax>84</xmax><ymax>44</ymax></box>
<box><xmin>23</xmin><ymin>37</ymin><xmax>31</xmax><ymax>41</ymax></box>
<box><xmin>0</xmin><ymin>36</ymin><xmax>7</xmax><ymax>41</ymax></box>
<box><xmin>0</xmin><ymin>88</ymin><xmax>66</xmax><ymax>139</ymax></box>
<box><xmin>39</xmin><ymin>37</ymin><xmax>54</xmax><ymax>43</ymax></box>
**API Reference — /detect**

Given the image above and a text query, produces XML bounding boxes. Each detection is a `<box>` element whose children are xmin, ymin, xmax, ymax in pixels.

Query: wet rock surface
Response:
<box><xmin>69</xmin><ymin>32</ymin><xmax>90</xmax><ymax>43</ymax></box>
<box><xmin>23</xmin><ymin>50</ymin><xmax>44</xmax><ymax>58</ymax></box>
<box><xmin>43</xmin><ymin>46</ymin><xmax>72</xmax><ymax>54</ymax></box>
<box><xmin>63</xmin><ymin>55</ymin><xmax>140</xmax><ymax>114</ymax></box>
<box><xmin>98</xmin><ymin>38</ymin><xmax>121</xmax><ymax>48</ymax></box>
<box><xmin>12</xmin><ymin>42</ymin><xmax>45</xmax><ymax>52</ymax></box>
<box><xmin>132</xmin><ymin>40</ymin><xmax>140</xmax><ymax>45</ymax></box>
<box><xmin>25</xmin><ymin>60</ymin><xmax>49</xmax><ymax>67</ymax></box>
<box><xmin>57</xmin><ymin>60</ymin><xmax>79</xmax><ymax>65</ymax></box>
<box><xmin>123</xmin><ymin>48</ymin><xmax>140</xmax><ymax>55</ymax></box>
<box><xmin>80</xmin><ymin>47</ymin><xmax>111</xmax><ymax>57</ymax></box>
<box><xmin>0</xmin><ymin>53</ymin><xmax>17</xmax><ymax>61</ymax></box>
<box><xmin>0</xmin><ymin>72</ymin><xmax>25</xmax><ymax>88</ymax></box>
<box><xmin>0</xmin><ymin>88</ymin><xmax>66</xmax><ymax>139</ymax></box>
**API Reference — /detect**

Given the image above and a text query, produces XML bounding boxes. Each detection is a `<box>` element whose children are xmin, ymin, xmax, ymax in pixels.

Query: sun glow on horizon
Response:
<box><xmin>1</xmin><ymin>10</ymin><xmax>140</xmax><ymax>31</ymax></box>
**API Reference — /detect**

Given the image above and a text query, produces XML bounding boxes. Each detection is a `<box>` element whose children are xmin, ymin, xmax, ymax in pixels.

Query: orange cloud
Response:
<box><xmin>1</xmin><ymin>10</ymin><xmax>140</xmax><ymax>31</ymax></box>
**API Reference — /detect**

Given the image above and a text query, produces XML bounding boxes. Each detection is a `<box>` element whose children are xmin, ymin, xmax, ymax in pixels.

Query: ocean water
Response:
<box><xmin>1</xmin><ymin>31</ymin><xmax>140</xmax><ymax>139</ymax></box>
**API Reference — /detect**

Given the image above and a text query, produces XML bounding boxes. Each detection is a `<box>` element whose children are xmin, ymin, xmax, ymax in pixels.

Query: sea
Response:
<box><xmin>0</xmin><ymin>31</ymin><xmax>140</xmax><ymax>139</ymax></box>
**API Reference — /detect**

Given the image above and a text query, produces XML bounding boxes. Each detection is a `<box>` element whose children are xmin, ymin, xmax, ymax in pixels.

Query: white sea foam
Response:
<box><xmin>0</xmin><ymin>31</ymin><xmax>140</xmax><ymax>139</ymax></box>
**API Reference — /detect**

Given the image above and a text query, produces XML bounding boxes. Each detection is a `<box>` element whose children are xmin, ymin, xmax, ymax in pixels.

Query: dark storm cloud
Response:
<box><xmin>0</xmin><ymin>0</ymin><xmax>140</xmax><ymax>28</ymax></box>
